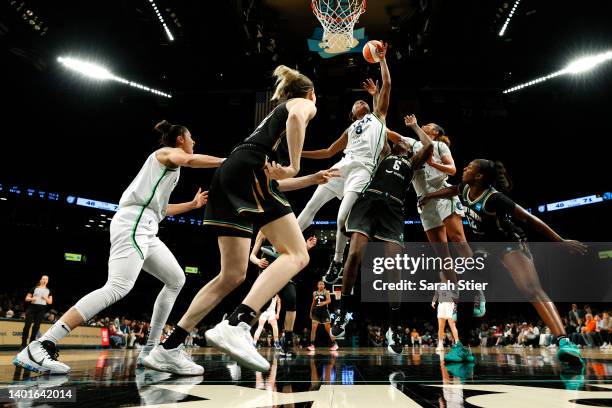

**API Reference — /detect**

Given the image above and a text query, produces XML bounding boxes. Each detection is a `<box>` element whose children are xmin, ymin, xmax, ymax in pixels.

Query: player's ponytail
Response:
<box><xmin>154</xmin><ymin>120</ymin><xmax>188</xmax><ymax>147</ymax></box>
<box><xmin>430</xmin><ymin>123</ymin><xmax>450</xmax><ymax>147</ymax></box>
<box><xmin>271</xmin><ymin>65</ymin><xmax>314</xmax><ymax>102</ymax></box>
<box><xmin>476</xmin><ymin>159</ymin><xmax>513</xmax><ymax>192</ymax></box>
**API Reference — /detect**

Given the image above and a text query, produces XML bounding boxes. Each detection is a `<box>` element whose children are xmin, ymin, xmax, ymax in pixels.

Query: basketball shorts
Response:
<box><xmin>321</xmin><ymin>156</ymin><xmax>373</xmax><ymax>199</ymax></box>
<box><xmin>204</xmin><ymin>145</ymin><xmax>293</xmax><ymax>238</ymax></box>
<box><xmin>312</xmin><ymin>307</ymin><xmax>331</xmax><ymax>324</ymax></box>
<box><xmin>418</xmin><ymin>196</ymin><xmax>465</xmax><ymax>232</ymax></box>
<box><xmin>437</xmin><ymin>301</ymin><xmax>457</xmax><ymax>319</ymax></box>
<box><xmin>345</xmin><ymin>190</ymin><xmax>404</xmax><ymax>245</ymax></box>
<box><xmin>260</xmin><ymin>310</ymin><xmax>277</xmax><ymax>321</ymax></box>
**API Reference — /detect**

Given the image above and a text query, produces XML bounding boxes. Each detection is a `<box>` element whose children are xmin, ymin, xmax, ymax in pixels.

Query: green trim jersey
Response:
<box><xmin>118</xmin><ymin>152</ymin><xmax>180</xmax><ymax>223</ymax></box>
<box><xmin>241</xmin><ymin>102</ymin><xmax>289</xmax><ymax>164</ymax></box>
<box><xmin>458</xmin><ymin>184</ymin><xmax>526</xmax><ymax>242</ymax></box>
<box><xmin>345</xmin><ymin>113</ymin><xmax>386</xmax><ymax>168</ymax></box>
<box><xmin>365</xmin><ymin>154</ymin><xmax>414</xmax><ymax>203</ymax></box>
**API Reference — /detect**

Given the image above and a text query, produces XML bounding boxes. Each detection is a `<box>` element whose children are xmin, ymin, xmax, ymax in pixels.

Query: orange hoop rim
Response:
<box><xmin>311</xmin><ymin>0</ymin><xmax>366</xmax><ymax>23</ymax></box>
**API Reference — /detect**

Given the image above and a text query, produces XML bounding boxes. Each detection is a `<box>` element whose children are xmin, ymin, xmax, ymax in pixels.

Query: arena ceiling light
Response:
<box><xmin>148</xmin><ymin>0</ymin><xmax>174</xmax><ymax>42</ymax></box>
<box><xmin>498</xmin><ymin>0</ymin><xmax>521</xmax><ymax>37</ymax></box>
<box><xmin>57</xmin><ymin>56</ymin><xmax>172</xmax><ymax>98</ymax></box>
<box><xmin>503</xmin><ymin>50</ymin><xmax>612</xmax><ymax>94</ymax></box>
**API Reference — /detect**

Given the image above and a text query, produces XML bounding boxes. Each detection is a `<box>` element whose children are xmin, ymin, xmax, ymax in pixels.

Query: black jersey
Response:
<box><xmin>365</xmin><ymin>154</ymin><xmax>414</xmax><ymax>203</ymax></box>
<box><xmin>240</xmin><ymin>102</ymin><xmax>289</xmax><ymax>164</ymax></box>
<box><xmin>458</xmin><ymin>184</ymin><xmax>526</xmax><ymax>242</ymax></box>
<box><xmin>313</xmin><ymin>290</ymin><xmax>328</xmax><ymax>310</ymax></box>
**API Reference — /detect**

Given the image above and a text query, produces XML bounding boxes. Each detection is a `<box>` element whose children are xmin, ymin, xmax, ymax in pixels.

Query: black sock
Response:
<box><xmin>227</xmin><ymin>304</ymin><xmax>257</xmax><ymax>327</ymax></box>
<box><xmin>162</xmin><ymin>325</ymin><xmax>189</xmax><ymax>350</ymax></box>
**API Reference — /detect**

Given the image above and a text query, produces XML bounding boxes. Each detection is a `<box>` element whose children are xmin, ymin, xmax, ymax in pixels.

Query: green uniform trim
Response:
<box><xmin>131</xmin><ymin>168</ymin><xmax>169</xmax><ymax>260</ymax></box>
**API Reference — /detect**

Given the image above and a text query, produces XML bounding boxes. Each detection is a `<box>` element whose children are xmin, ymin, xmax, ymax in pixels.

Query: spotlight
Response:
<box><xmin>148</xmin><ymin>0</ymin><xmax>174</xmax><ymax>42</ymax></box>
<box><xmin>503</xmin><ymin>49</ymin><xmax>612</xmax><ymax>94</ymax></box>
<box><xmin>57</xmin><ymin>56</ymin><xmax>172</xmax><ymax>98</ymax></box>
<box><xmin>499</xmin><ymin>0</ymin><xmax>520</xmax><ymax>37</ymax></box>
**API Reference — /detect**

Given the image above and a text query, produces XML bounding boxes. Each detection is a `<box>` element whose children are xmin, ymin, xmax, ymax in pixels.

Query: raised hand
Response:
<box><xmin>361</xmin><ymin>78</ymin><xmax>379</xmax><ymax>96</ymax></box>
<box><xmin>404</xmin><ymin>114</ymin><xmax>418</xmax><ymax>128</ymax></box>
<box><xmin>376</xmin><ymin>41</ymin><xmax>388</xmax><ymax>60</ymax></box>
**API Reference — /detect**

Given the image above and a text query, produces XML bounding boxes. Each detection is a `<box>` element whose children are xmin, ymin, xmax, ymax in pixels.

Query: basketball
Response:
<box><xmin>362</xmin><ymin>40</ymin><xmax>383</xmax><ymax>63</ymax></box>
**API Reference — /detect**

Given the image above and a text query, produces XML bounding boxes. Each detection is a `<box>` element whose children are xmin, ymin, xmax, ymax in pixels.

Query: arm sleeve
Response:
<box><xmin>485</xmin><ymin>192</ymin><xmax>517</xmax><ymax>216</ymax></box>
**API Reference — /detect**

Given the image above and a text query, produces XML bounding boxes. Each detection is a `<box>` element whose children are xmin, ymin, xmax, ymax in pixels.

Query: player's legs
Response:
<box><xmin>500</xmin><ymin>249</ymin><xmax>583</xmax><ymax>365</ymax></box>
<box><xmin>141</xmin><ymin>241</ymin><xmax>186</xmax><ymax>349</ymax></box>
<box><xmin>333</xmin><ymin>191</ymin><xmax>360</xmax><ymax>263</ymax></box>
<box><xmin>176</xmin><ymin>236</ymin><xmax>250</xmax><ymax>331</ymax></box>
<box><xmin>342</xmin><ymin>232</ymin><xmax>369</xmax><ymax>296</ymax></box>
<box><xmin>205</xmin><ymin>214</ymin><xmax>308</xmax><ymax>371</ymax></box>
<box><xmin>15</xmin><ymin>252</ymin><xmax>144</xmax><ymax>374</ymax></box>
<box><xmin>296</xmin><ymin>185</ymin><xmax>338</xmax><ymax>231</ymax></box>
<box><xmin>239</xmin><ymin>213</ymin><xmax>309</xmax><ymax>311</ymax></box>
<box><xmin>447</xmin><ymin>318</ymin><xmax>460</xmax><ymax>343</ymax></box>
<box><xmin>437</xmin><ymin>318</ymin><xmax>447</xmax><ymax>349</ymax></box>
<box><xmin>500</xmin><ymin>250</ymin><xmax>564</xmax><ymax>335</ymax></box>
<box><xmin>254</xmin><ymin>318</ymin><xmax>267</xmax><ymax>343</ymax></box>
<box><xmin>310</xmin><ymin>321</ymin><xmax>319</xmax><ymax>343</ymax></box>
<box><xmin>268</xmin><ymin>318</ymin><xmax>279</xmax><ymax>341</ymax></box>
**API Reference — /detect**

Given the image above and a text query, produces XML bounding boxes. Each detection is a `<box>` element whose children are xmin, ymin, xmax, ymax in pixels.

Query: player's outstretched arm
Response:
<box><xmin>276</xmin><ymin>168</ymin><xmax>340</xmax><ymax>192</ymax></box>
<box><xmin>302</xmin><ymin>131</ymin><xmax>348</xmax><ymax>159</ymax></box>
<box><xmin>511</xmin><ymin>205</ymin><xmax>587</xmax><ymax>254</ymax></box>
<box><xmin>374</xmin><ymin>42</ymin><xmax>391</xmax><ymax>120</ymax></box>
<box><xmin>157</xmin><ymin>148</ymin><xmax>225</xmax><ymax>169</ymax></box>
<box><xmin>404</xmin><ymin>114</ymin><xmax>433</xmax><ymax>169</ymax></box>
<box><xmin>419</xmin><ymin>186</ymin><xmax>460</xmax><ymax>207</ymax></box>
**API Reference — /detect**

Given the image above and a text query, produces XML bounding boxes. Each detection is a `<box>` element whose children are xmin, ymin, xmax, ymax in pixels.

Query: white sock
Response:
<box><xmin>39</xmin><ymin>320</ymin><xmax>72</xmax><ymax>345</ymax></box>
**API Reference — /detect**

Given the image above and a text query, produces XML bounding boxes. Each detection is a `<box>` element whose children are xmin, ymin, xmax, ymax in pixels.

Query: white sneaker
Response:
<box><xmin>205</xmin><ymin>320</ymin><xmax>270</xmax><ymax>372</ymax></box>
<box><xmin>13</xmin><ymin>341</ymin><xmax>70</xmax><ymax>374</ymax></box>
<box><xmin>143</xmin><ymin>345</ymin><xmax>204</xmax><ymax>376</ymax></box>
<box><xmin>137</xmin><ymin>345</ymin><xmax>154</xmax><ymax>367</ymax></box>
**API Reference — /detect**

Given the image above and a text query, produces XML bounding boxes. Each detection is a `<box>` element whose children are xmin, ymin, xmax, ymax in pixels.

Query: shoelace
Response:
<box><xmin>41</xmin><ymin>342</ymin><xmax>60</xmax><ymax>361</ymax></box>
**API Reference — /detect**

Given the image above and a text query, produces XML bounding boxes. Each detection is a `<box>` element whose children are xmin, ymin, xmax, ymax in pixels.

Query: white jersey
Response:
<box><xmin>264</xmin><ymin>297</ymin><xmax>277</xmax><ymax>314</ymax></box>
<box><xmin>401</xmin><ymin>136</ymin><xmax>451</xmax><ymax>196</ymax></box>
<box><xmin>344</xmin><ymin>113</ymin><xmax>386</xmax><ymax>168</ymax></box>
<box><xmin>118</xmin><ymin>152</ymin><xmax>180</xmax><ymax>224</ymax></box>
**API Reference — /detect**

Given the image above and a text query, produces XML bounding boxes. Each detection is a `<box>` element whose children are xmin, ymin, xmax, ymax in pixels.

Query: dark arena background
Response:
<box><xmin>1</xmin><ymin>1</ymin><xmax>612</xmax><ymax>407</ymax></box>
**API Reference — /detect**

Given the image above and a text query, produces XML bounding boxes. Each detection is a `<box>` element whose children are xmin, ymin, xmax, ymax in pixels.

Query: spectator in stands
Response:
<box><xmin>581</xmin><ymin>313</ymin><xmax>598</xmax><ymax>347</ymax></box>
<box><xmin>109</xmin><ymin>321</ymin><xmax>126</xmax><ymax>348</ymax></box>
<box><xmin>410</xmin><ymin>328</ymin><xmax>422</xmax><ymax>347</ymax></box>
<box><xmin>568</xmin><ymin>304</ymin><xmax>582</xmax><ymax>328</ymax></box>
<box><xmin>6</xmin><ymin>308</ymin><xmax>15</xmax><ymax>319</ymax></box>
<box><xmin>598</xmin><ymin>312</ymin><xmax>610</xmax><ymax>349</ymax></box>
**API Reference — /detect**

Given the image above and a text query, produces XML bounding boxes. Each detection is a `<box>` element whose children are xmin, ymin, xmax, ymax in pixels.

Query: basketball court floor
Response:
<box><xmin>1</xmin><ymin>347</ymin><xmax>611</xmax><ymax>407</ymax></box>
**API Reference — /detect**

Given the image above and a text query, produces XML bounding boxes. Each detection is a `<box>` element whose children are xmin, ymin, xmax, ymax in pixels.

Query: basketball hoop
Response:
<box><xmin>332</xmin><ymin>284</ymin><xmax>342</xmax><ymax>300</ymax></box>
<box><xmin>311</xmin><ymin>0</ymin><xmax>366</xmax><ymax>54</ymax></box>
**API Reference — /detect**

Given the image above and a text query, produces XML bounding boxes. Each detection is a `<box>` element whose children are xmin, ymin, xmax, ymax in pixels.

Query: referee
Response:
<box><xmin>21</xmin><ymin>275</ymin><xmax>53</xmax><ymax>349</ymax></box>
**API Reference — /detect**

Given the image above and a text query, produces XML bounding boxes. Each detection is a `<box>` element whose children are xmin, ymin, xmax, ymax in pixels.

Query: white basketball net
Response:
<box><xmin>311</xmin><ymin>0</ymin><xmax>366</xmax><ymax>54</ymax></box>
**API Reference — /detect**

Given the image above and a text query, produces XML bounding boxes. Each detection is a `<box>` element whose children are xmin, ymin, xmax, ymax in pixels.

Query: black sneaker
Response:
<box><xmin>280</xmin><ymin>335</ymin><xmax>294</xmax><ymax>358</ymax></box>
<box><xmin>323</xmin><ymin>261</ymin><xmax>343</xmax><ymax>284</ymax></box>
<box><xmin>331</xmin><ymin>309</ymin><xmax>351</xmax><ymax>338</ymax></box>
